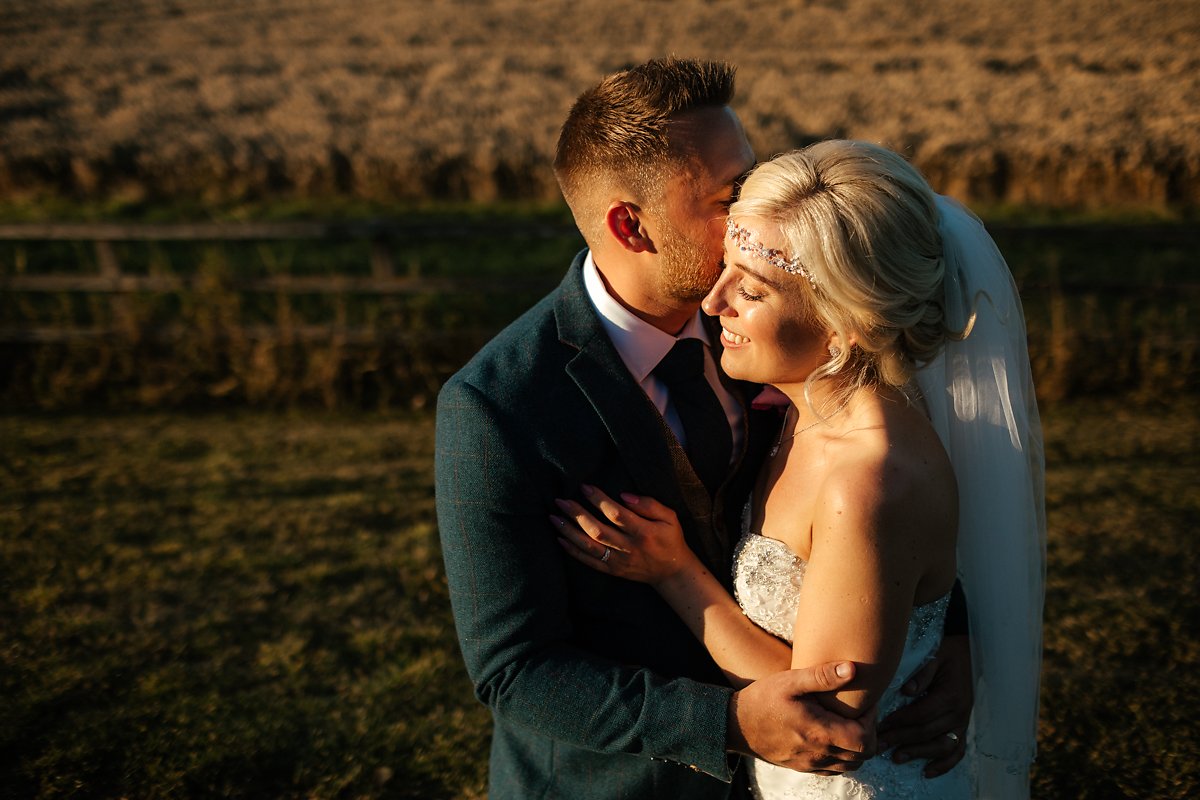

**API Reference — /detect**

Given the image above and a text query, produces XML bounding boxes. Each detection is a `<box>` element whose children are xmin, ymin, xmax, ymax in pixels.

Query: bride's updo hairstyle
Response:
<box><xmin>730</xmin><ymin>140</ymin><xmax>949</xmax><ymax>399</ymax></box>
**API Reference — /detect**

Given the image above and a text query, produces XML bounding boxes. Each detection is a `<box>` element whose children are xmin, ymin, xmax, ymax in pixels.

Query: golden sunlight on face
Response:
<box><xmin>703</xmin><ymin>218</ymin><xmax>828</xmax><ymax>387</ymax></box>
<box><xmin>654</xmin><ymin>106</ymin><xmax>755</xmax><ymax>302</ymax></box>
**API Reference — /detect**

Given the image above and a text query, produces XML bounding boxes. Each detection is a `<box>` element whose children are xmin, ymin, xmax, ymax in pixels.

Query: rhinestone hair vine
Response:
<box><xmin>725</xmin><ymin>218</ymin><xmax>817</xmax><ymax>287</ymax></box>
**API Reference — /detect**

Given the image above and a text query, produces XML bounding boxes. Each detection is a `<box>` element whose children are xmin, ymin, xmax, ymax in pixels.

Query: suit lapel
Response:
<box><xmin>555</xmin><ymin>254</ymin><xmax>728</xmax><ymax>572</ymax></box>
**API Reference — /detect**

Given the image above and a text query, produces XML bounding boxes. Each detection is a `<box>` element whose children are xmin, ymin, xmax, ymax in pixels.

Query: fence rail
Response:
<box><xmin>1</xmin><ymin>220</ymin><xmax>1196</xmax><ymax>242</ymax></box>
<box><xmin>0</xmin><ymin>220</ymin><xmax>575</xmax><ymax>351</ymax></box>
<box><xmin>0</xmin><ymin>273</ymin><xmax>551</xmax><ymax>294</ymax></box>
<box><xmin>0</xmin><ymin>324</ymin><xmax>497</xmax><ymax>345</ymax></box>
<box><xmin>0</xmin><ymin>219</ymin><xmax>581</xmax><ymax>290</ymax></box>
<box><xmin>3</xmin><ymin>275</ymin><xmax>1196</xmax><ymax>296</ymax></box>
<box><xmin>0</xmin><ymin>220</ymin><xmax>580</xmax><ymax>241</ymax></box>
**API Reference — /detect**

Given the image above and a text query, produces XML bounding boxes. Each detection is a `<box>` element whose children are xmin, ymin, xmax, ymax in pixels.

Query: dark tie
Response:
<box><xmin>653</xmin><ymin>338</ymin><xmax>732</xmax><ymax>494</ymax></box>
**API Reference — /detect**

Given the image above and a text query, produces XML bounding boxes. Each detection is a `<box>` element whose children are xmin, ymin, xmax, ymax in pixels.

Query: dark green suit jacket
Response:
<box><xmin>436</xmin><ymin>251</ymin><xmax>777</xmax><ymax>799</ymax></box>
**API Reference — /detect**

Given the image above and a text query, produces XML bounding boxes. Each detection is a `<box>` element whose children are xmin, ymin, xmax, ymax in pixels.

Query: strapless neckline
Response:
<box><xmin>730</xmin><ymin>524</ymin><xmax>968</xmax><ymax>798</ymax></box>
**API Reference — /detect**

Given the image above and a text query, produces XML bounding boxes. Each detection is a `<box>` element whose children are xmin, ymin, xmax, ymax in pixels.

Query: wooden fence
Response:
<box><xmin>1</xmin><ymin>220</ymin><xmax>1197</xmax><ymax>405</ymax></box>
<box><xmin>0</xmin><ymin>220</ymin><xmax>572</xmax><ymax>294</ymax></box>
<box><xmin>0</xmin><ymin>220</ymin><xmax>576</xmax><ymax>348</ymax></box>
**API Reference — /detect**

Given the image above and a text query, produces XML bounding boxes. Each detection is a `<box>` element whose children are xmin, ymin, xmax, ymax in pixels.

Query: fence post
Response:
<box><xmin>370</xmin><ymin>238</ymin><xmax>394</xmax><ymax>279</ymax></box>
<box><xmin>96</xmin><ymin>240</ymin><xmax>136</xmax><ymax>337</ymax></box>
<box><xmin>95</xmin><ymin>240</ymin><xmax>120</xmax><ymax>278</ymax></box>
<box><xmin>1043</xmin><ymin>251</ymin><xmax>1075</xmax><ymax>402</ymax></box>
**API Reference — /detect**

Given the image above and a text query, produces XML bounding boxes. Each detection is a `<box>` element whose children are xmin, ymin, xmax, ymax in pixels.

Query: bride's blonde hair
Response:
<box><xmin>730</xmin><ymin>140</ymin><xmax>950</xmax><ymax>404</ymax></box>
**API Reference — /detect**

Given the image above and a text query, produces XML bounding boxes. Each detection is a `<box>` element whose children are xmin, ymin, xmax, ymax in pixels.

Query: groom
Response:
<box><xmin>436</xmin><ymin>58</ymin><xmax>972</xmax><ymax>799</ymax></box>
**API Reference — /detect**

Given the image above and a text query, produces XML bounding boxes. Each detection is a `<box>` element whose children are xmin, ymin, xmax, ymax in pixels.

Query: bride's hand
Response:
<box><xmin>552</xmin><ymin>484</ymin><xmax>697</xmax><ymax>586</ymax></box>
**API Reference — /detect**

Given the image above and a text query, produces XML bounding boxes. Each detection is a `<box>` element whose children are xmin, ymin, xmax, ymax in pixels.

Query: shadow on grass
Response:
<box><xmin>2</xmin><ymin>400</ymin><xmax>1196</xmax><ymax>798</ymax></box>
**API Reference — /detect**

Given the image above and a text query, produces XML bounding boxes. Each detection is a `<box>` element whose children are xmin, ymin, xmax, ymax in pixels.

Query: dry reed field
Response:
<box><xmin>1</xmin><ymin>0</ymin><xmax>1198</xmax><ymax>211</ymax></box>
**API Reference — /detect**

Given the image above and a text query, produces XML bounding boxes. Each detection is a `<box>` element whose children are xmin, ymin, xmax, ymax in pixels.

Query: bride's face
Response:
<box><xmin>702</xmin><ymin>218</ymin><xmax>829</xmax><ymax>387</ymax></box>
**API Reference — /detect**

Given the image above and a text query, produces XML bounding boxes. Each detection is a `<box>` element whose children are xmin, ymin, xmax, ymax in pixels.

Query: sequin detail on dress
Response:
<box><xmin>733</xmin><ymin>533</ymin><xmax>807</xmax><ymax>641</ymax></box>
<box><xmin>731</xmin><ymin>509</ymin><xmax>970</xmax><ymax>799</ymax></box>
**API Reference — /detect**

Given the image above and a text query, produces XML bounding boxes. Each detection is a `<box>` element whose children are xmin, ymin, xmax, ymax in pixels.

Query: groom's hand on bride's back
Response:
<box><xmin>876</xmin><ymin>633</ymin><xmax>973</xmax><ymax>777</ymax></box>
<box><xmin>726</xmin><ymin>661</ymin><xmax>876</xmax><ymax>775</ymax></box>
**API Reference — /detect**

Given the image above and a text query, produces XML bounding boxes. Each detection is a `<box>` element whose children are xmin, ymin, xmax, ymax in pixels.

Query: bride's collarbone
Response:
<box><xmin>756</xmin><ymin>447</ymin><xmax>952</xmax><ymax>571</ymax></box>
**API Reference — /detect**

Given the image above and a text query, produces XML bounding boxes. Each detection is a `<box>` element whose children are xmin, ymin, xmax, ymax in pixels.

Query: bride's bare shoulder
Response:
<box><xmin>817</xmin><ymin>394</ymin><xmax>956</xmax><ymax>538</ymax></box>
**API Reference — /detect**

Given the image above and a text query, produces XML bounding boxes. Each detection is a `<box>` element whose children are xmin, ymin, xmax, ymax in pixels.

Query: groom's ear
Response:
<box><xmin>604</xmin><ymin>202</ymin><xmax>656</xmax><ymax>254</ymax></box>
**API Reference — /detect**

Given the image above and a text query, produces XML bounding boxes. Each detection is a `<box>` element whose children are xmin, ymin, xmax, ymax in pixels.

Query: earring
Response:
<box><xmin>827</xmin><ymin>344</ymin><xmax>842</xmax><ymax>374</ymax></box>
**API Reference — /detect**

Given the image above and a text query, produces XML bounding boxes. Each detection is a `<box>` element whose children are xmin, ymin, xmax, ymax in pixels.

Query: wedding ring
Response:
<box><xmin>600</xmin><ymin>547</ymin><xmax>612</xmax><ymax>563</ymax></box>
<box><xmin>945</xmin><ymin>732</ymin><xmax>960</xmax><ymax>743</ymax></box>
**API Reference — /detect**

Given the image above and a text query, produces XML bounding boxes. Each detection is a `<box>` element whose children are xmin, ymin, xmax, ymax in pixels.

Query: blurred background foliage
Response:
<box><xmin>1</xmin><ymin>221</ymin><xmax>1195</xmax><ymax>410</ymax></box>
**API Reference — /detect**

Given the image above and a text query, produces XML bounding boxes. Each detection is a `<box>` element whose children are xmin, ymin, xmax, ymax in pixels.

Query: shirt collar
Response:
<box><xmin>582</xmin><ymin>251</ymin><xmax>712</xmax><ymax>383</ymax></box>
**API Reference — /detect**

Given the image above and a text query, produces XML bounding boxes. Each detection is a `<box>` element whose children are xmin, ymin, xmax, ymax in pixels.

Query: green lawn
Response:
<box><xmin>1</xmin><ymin>398</ymin><xmax>1197</xmax><ymax>798</ymax></box>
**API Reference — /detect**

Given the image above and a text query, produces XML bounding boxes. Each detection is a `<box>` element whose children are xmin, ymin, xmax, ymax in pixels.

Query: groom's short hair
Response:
<box><xmin>554</xmin><ymin>57</ymin><xmax>736</xmax><ymax>246</ymax></box>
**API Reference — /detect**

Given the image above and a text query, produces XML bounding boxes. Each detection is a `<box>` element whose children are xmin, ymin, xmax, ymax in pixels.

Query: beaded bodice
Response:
<box><xmin>732</xmin><ymin>533</ymin><xmax>950</xmax><ymax>714</ymax></box>
<box><xmin>730</xmin><ymin>511</ymin><xmax>968</xmax><ymax>799</ymax></box>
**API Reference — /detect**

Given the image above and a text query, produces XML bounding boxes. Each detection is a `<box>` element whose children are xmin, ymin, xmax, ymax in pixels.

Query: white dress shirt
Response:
<box><xmin>582</xmin><ymin>251</ymin><xmax>745</xmax><ymax>460</ymax></box>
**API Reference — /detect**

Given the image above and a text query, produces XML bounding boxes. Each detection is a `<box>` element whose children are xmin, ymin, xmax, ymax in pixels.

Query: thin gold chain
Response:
<box><xmin>769</xmin><ymin>396</ymin><xmax>851</xmax><ymax>457</ymax></box>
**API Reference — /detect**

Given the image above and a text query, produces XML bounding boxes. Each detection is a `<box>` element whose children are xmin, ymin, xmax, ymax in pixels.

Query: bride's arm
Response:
<box><xmin>554</xmin><ymin>487</ymin><xmax>793</xmax><ymax>688</ymax></box>
<box><xmin>787</xmin><ymin>464</ymin><xmax>931</xmax><ymax>719</ymax></box>
<box><xmin>556</xmin><ymin>465</ymin><xmax>941</xmax><ymax>717</ymax></box>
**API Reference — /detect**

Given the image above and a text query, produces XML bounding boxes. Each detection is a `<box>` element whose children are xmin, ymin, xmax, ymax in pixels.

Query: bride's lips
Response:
<box><xmin>721</xmin><ymin>327</ymin><xmax>750</xmax><ymax>347</ymax></box>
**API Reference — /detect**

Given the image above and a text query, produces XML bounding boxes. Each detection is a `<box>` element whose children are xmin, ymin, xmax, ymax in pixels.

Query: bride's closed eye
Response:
<box><xmin>737</xmin><ymin>284</ymin><xmax>766</xmax><ymax>302</ymax></box>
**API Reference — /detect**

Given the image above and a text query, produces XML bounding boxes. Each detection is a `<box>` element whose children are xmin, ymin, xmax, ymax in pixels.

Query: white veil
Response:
<box><xmin>916</xmin><ymin>195</ymin><xmax>1046</xmax><ymax>798</ymax></box>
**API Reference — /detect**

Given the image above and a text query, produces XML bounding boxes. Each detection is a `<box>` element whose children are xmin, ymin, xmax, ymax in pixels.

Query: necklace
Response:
<box><xmin>769</xmin><ymin>396</ymin><xmax>851</xmax><ymax>457</ymax></box>
<box><xmin>772</xmin><ymin>407</ymin><xmax>820</xmax><ymax>455</ymax></box>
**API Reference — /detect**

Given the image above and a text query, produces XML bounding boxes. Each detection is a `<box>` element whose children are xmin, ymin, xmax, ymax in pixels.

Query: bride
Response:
<box><xmin>555</xmin><ymin>140</ymin><xmax>1044</xmax><ymax>799</ymax></box>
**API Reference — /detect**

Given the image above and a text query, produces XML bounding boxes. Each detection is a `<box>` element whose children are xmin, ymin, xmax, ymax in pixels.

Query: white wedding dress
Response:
<box><xmin>732</xmin><ymin>521</ymin><xmax>973</xmax><ymax>800</ymax></box>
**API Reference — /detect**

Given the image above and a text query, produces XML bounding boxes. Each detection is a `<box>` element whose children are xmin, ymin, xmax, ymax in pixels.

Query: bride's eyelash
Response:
<box><xmin>737</xmin><ymin>286</ymin><xmax>765</xmax><ymax>302</ymax></box>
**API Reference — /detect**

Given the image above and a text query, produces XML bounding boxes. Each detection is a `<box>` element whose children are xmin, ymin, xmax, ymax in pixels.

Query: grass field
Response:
<box><xmin>1</xmin><ymin>397</ymin><xmax>1197</xmax><ymax>798</ymax></box>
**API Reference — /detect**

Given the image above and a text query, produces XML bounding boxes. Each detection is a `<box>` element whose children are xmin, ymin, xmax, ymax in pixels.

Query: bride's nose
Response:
<box><xmin>702</xmin><ymin>272</ymin><xmax>733</xmax><ymax>317</ymax></box>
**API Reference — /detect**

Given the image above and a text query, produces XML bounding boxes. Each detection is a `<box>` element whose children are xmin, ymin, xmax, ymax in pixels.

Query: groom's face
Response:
<box><xmin>651</xmin><ymin>106</ymin><xmax>755</xmax><ymax>304</ymax></box>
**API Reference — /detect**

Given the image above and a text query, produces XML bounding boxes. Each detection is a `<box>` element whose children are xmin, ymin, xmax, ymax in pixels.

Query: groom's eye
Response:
<box><xmin>731</xmin><ymin>170</ymin><xmax>751</xmax><ymax>200</ymax></box>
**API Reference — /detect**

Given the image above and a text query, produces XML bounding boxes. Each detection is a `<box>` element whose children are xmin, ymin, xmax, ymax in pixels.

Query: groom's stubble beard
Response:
<box><xmin>655</xmin><ymin>213</ymin><xmax>722</xmax><ymax>306</ymax></box>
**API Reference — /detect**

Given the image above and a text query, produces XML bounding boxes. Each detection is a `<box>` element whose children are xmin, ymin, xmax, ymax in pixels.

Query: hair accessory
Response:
<box><xmin>725</xmin><ymin>217</ymin><xmax>817</xmax><ymax>287</ymax></box>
